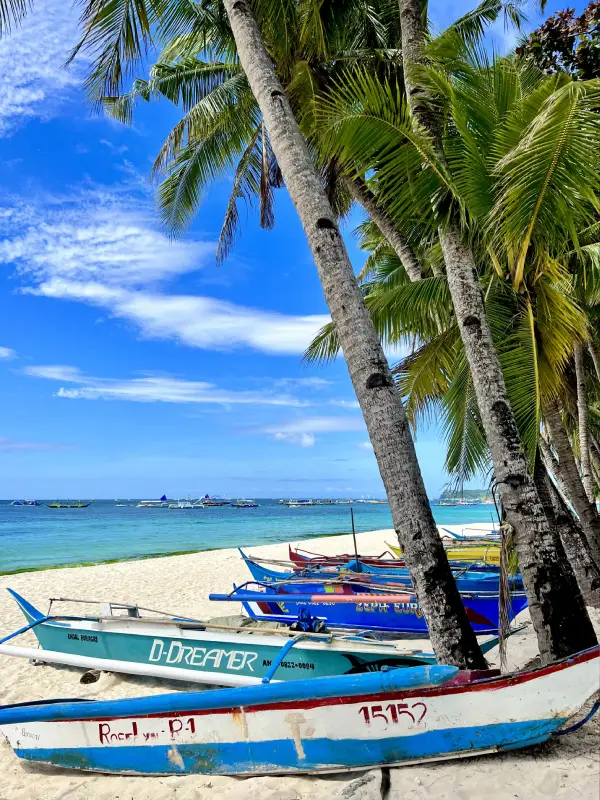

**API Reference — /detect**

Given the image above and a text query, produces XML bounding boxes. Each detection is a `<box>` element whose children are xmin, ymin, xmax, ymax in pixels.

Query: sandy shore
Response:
<box><xmin>0</xmin><ymin>524</ymin><xmax>598</xmax><ymax>799</ymax></box>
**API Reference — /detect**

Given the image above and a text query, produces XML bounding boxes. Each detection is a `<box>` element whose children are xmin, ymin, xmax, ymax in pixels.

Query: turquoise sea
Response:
<box><xmin>0</xmin><ymin>500</ymin><xmax>499</xmax><ymax>574</ymax></box>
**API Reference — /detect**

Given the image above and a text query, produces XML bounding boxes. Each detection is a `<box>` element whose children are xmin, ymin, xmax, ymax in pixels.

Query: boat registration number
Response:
<box><xmin>358</xmin><ymin>701</ymin><xmax>427</xmax><ymax>726</ymax></box>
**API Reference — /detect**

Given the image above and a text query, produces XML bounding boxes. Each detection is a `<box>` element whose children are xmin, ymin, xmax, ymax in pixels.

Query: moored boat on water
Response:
<box><xmin>234</xmin><ymin>499</ymin><xmax>259</xmax><ymax>508</ymax></box>
<box><xmin>47</xmin><ymin>501</ymin><xmax>90</xmax><ymax>509</ymax></box>
<box><xmin>0</xmin><ymin>646</ymin><xmax>597</xmax><ymax>776</ymax></box>
<box><xmin>136</xmin><ymin>495</ymin><xmax>169</xmax><ymax>508</ymax></box>
<box><xmin>10</xmin><ymin>500</ymin><xmax>40</xmax><ymax>506</ymax></box>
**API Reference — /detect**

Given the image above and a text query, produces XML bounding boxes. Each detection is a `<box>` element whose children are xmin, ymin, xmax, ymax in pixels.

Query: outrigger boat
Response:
<box><xmin>240</xmin><ymin>550</ymin><xmax>522</xmax><ymax>593</ymax></box>
<box><xmin>0</xmin><ymin>590</ymin><xmax>456</xmax><ymax>688</ymax></box>
<box><xmin>289</xmin><ymin>544</ymin><xmax>402</xmax><ymax>569</ymax></box>
<box><xmin>210</xmin><ymin>582</ymin><xmax>528</xmax><ymax>635</ymax></box>
<box><xmin>289</xmin><ymin>544</ymin><xmax>501</xmax><ymax>572</ymax></box>
<box><xmin>388</xmin><ymin>538</ymin><xmax>502</xmax><ymax>567</ymax></box>
<box><xmin>0</xmin><ymin>646</ymin><xmax>597</xmax><ymax>776</ymax></box>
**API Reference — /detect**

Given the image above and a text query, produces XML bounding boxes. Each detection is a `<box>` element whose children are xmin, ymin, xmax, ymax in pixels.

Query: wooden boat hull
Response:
<box><xmin>289</xmin><ymin>545</ymin><xmax>404</xmax><ymax>569</ymax></box>
<box><xmin>0</xmin><ymin>647</ymin><xmax>597</xmax><ymax>776</ymax></box>
<box><xmin>3</xmin><ymin>590</ymin><xmax>438</xmax><ymax>687</ymax></box>
<box><xmin>388</xmin><ymin>542</ymin><xmax>502</xmax><ymax>566</ymax></box>
<box><xmin>241</xmin><ymin>552</ymin><xmax>521</xmax><ymax>593</ymax></box>
<box><xmin>229</xmin><ymin>584</ymin><xmax>528</xmax><ymax>635</ymax></box>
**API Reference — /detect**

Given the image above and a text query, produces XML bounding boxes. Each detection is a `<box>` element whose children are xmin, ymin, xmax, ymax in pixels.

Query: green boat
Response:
<box><xmin>0</xmin><ymin>589</ymin><xmax>493</xmax><ymax>688</ymax></box>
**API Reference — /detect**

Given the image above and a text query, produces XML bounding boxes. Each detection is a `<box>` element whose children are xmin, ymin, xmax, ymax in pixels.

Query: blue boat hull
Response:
<box><xmin>241</xmin><ymin>553</ymin><xmax>522</xmax><ymax>593</ymax></box>
<box><xmin>1</xmin><ymin>647</ymin><xmax>597</xmax><ymax>776</ymax></box>
<box><xmin>12</xmin><ymin>719</ymin><xmax>561</xmax><ymax>775</ymax></box>
<box><xmin>237</xmin><ymin>585</ymin><xmax>528</xmax><ymax>634</ymax></box>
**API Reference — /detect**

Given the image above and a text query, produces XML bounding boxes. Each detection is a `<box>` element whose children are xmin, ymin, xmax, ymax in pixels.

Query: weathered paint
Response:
<box><xmin>241</xmin><ymin>552</ymin><xmax>521</xmax><ymax>593</ymax></box>
<box><xmin>5</xmin><ymin>590</ymin><xmax>439</xmax><ymax>687</ymax></box>
<box><xmin>0</xmin><ymin>647</ymin><xmax>597</xmax><ymax>776</ymax></box>
<box><xmin>230</xmin><ymin>585</ymin><xmax>528</xmax><ymax>635</ymax></box>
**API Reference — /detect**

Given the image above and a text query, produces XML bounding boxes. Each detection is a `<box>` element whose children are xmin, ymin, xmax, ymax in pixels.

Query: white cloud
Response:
<box><xmin>330</xmin><ymin>399</ymin><xmax>360</xmax><ymax>409</ymax></box>
<box><xmin>0</xmin><ymin>346</ymin><xmax>16</xmax><ymax>360</ymax></box>
<box><xmin>27</xmin><ymin>278</ymin><xmax>329</xmax><ymax>355</ymax></box>
<box><xmin>100</xmin><ymin>139</ymin><xmax>128</xmax><ymax>155</ymax></box>
<box><xmin>0</xmin><ymin>0</ymin><xmax>85</xmax><ymax>135</ymax></box>
<box><xmin>0</xmin><ymin>436</ymin><xmax>75</xmax><ymax>451</ymax></box>
<box><xmin>0</xmin><ymin>192</ymin><xmax>213</xmax><ymax>287</ymax></box>
<box><xmin>358</xmin><ymin>441</ymin><xmax>373</xmax><ymax>450</ymax></box>
<box><xmin>0</xmin><ymin>185</ymin><xmax>330</xmax><ymax>356</ymax></box>
<box><xmin>261</xmin><ymin>415</ymin><xmax>364</xmax><ymax>446</ymax></box>
<box><xmin>24</xmin><ymin>365</ymin><xmax>310</xmax><ymax>407</ymax></box>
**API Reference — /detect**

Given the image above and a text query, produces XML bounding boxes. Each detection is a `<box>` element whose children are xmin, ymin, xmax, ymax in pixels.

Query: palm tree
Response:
<box><xmin>102</xmin><ymin>1</ymin><xmax>421</xmax><ymax>277</ymax></box>
<box><xmin>309</xmin><ymin>42</ymin><xmax>598</xmax><ymax>659</ymax></box>
<box><xmin>66</xmin><ymin>0</ymin><xmax>487</xmax><ymax>669</ymax></box>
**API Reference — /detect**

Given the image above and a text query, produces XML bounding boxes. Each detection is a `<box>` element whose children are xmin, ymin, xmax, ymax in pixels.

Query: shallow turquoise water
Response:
<box><xmin>0</xmin><ymin>500</ymin><xmax>498</xmax><ymax>573</ymax></box>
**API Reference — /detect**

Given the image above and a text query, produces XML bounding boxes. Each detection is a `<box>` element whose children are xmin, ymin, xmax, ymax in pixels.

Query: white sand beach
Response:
<box><xmin>0</xmin><ymin>524</ymin><xmax>598</xmax><ymax>799</ymax></box>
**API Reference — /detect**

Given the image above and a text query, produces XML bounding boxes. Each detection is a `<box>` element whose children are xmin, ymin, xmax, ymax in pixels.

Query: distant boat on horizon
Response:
<box><xmin>137</xmin><ymin>495</ymin><xmax>169</xmax><ymax>508</ymax></box>
<box><xmin>47</xmin><ymin>501</ymin><xmax>90</xmax><ymax>509</ymax></box>
<box><xmin>10</xmin><ymin>500</ymin><xmax>40</xmax><ymax>506</ymax></box>
<box><xmin>200</xmin><ymin>495</ymin><xmax>231</xmax><ymax>507</ymax></box>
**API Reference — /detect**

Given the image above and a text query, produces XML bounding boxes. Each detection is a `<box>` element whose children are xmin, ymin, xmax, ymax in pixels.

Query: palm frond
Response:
<box><xmin>0</xmin><ymin>0</ymin><xmax>30</xmax><ymax>35</ymax></box>
<box><xmin>304</xmin><ymin>321</ymin><xmax>339</xmax><ymax>363</ymax></box>
<box><xmin>491</xmin><ymin>79</ymin><xmax>600</xmax><ymax>288</ymax></box>
<box><xmin>395</xmin><ymin>326</ymin><xmax>460</xmax><ymax>429</ymax></box>
<box><xmin>441</xmin><ymin>353</ymin><xmax>490</xmax><ymax>484</ymax></box>
<box><xmin>216</xmin><ymin>126</ymin><xmax>262</xmax><ymax>266</ymax></box>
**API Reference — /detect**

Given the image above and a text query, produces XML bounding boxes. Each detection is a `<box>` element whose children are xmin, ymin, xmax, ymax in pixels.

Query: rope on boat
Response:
<box><xmin>498</xmin><ymin>521</ymin><xmax>516</xmax><ymax>672</ymax></box>
<box><xmin>553</xmin><ymin>699</ymin><xmax>600</xmax><ymax>736</ymax></box>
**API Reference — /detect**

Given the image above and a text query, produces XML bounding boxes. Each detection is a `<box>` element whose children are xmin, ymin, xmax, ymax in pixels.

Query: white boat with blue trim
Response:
<box><xmin>0</xmin><ymin>645</ymin><xmax>597</xmax><ymax>775</ymax></box>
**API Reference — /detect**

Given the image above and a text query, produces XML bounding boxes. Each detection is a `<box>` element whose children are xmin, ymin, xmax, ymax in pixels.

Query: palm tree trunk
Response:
<box><xmin>588</xmin><ymin>338</ymin><xmax>600</xmax><ymax>383</ymax></box>
<box><xmin>343</xmin><ymin>177</ymin><xmax>423</xmax><ymax>281</ymax></box>
<box><xmin>539</xmin><ymin>454</ymin><xmax>600</xmax><ymax>602</ymax></box>
<box><xmin>540</xmin><ymin>437</ymin><xmax>600</xmax><ymax>597</ymax></box>
<box><xmin>533</xmin><ymin>451</ymin><xmax>600</xmax><ymax>616</ymax></box>
<box><xmin>224</xmin><ymin>0</ymin><xmax>486</xmax><ymax>669</ymax></box>
<box><xmin>574</xmin><ymin>343</ymin><xmax>595</xmax><ymax>502</ymax></box>
<box><xmin>398</xmin><ymin>0</ymin><xmax>595</xmax><ymax>663</ymax></box>
<box><xmin>544</xmin><ymin>399</ymin><xmax>600</xmax><ymax>565</ymax></box>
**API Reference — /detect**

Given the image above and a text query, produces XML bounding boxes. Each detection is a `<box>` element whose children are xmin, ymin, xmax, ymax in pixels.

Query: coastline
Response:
<box><xmin>0</xmin><ymin>500</ymin><xmax>501</xmax><ymax>575</ymax></box>
<box><xmin>0</xmin><ymin>523</ymin><xmax>598</xmax><ymax>799</ymax></box>
<box><xmin>0</xmin><ymin>527</ymin><xmax>381</xmax><ymax>576</ymax></box>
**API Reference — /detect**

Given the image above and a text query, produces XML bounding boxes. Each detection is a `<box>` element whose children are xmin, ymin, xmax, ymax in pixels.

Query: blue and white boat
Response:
<box><xmin>0</xmin><ymin>646</ymin><xmax>597</xmax><ymax>775</ymax></box>
<box><xmin>239</xmin><ymin>549</ymin><xmax>522</xmax><ymax>593</ymax></box>
<box><xmin>210</xmin><ymin>582</ymin><xmax>528</xmax><ymax>635</ymax></box>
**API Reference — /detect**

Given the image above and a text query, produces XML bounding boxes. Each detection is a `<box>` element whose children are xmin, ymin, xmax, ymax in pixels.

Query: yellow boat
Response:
<box><xmin>387</xmin><ymin>540</ymin><xmax>502</xmax><ymax>566</ymax></box>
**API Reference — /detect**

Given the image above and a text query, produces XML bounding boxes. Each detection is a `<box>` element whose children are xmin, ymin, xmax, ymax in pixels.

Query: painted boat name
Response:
<box><xmin>148</xmin><ymin>639</ymin><xmax>258</xmax><ymax>672</ymax></box>
<box><xmin>98</xmin><ymin>718</ymin><xmax>196</xmax><ymax>744</ymax></box>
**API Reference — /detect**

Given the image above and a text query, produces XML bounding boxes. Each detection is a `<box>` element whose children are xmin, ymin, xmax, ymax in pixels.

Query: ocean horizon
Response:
<box><xmin>0</xmin><ymin>499</ymin><xmax>499</xmax><ymax>574</ymax></box>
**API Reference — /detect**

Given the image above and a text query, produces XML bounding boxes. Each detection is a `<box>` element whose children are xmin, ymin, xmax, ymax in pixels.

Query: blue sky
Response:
<box><xmin>0</xmin><ymin>0</ymin><xmax>579</xmax><ymax>499</ymax></box>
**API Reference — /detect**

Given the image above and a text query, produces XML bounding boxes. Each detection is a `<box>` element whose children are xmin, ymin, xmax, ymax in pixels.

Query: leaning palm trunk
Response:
<box><xmin>343</xmin><ymin>177</ymin><xmax>423</xmax><ymax>281</ymax></box>
<box><xmin>223</xmin><ymin>0</ymin><xmax>486</xmax><ymax>669</ymax></box>
<box><xmin>544</xmin><ymin>399</ymin><xmax>600</xmax><ymax>566</ymax></box>
<box><xmin>540</xmin><ymin>436</ymin><xmax>600</xmax><ymax>596</ymax></box>
<box><xmin>574</xmin><ymin>343</ymin><xmax>595</xmax><ymax>502</ymax></box>
<box><xmin>588</xmin><ymin>338</ymin><xmax>600</xmax><ymax>383</ymax></box>
<box><xmin>398</xmin><ymin>0</ymin><xmax>597</xmax><ymax>662</ymax></box>
<box><xmin>535</xmin><ymin>454</ymin><xmax>600</xmax><ymax>603</ymax></box>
